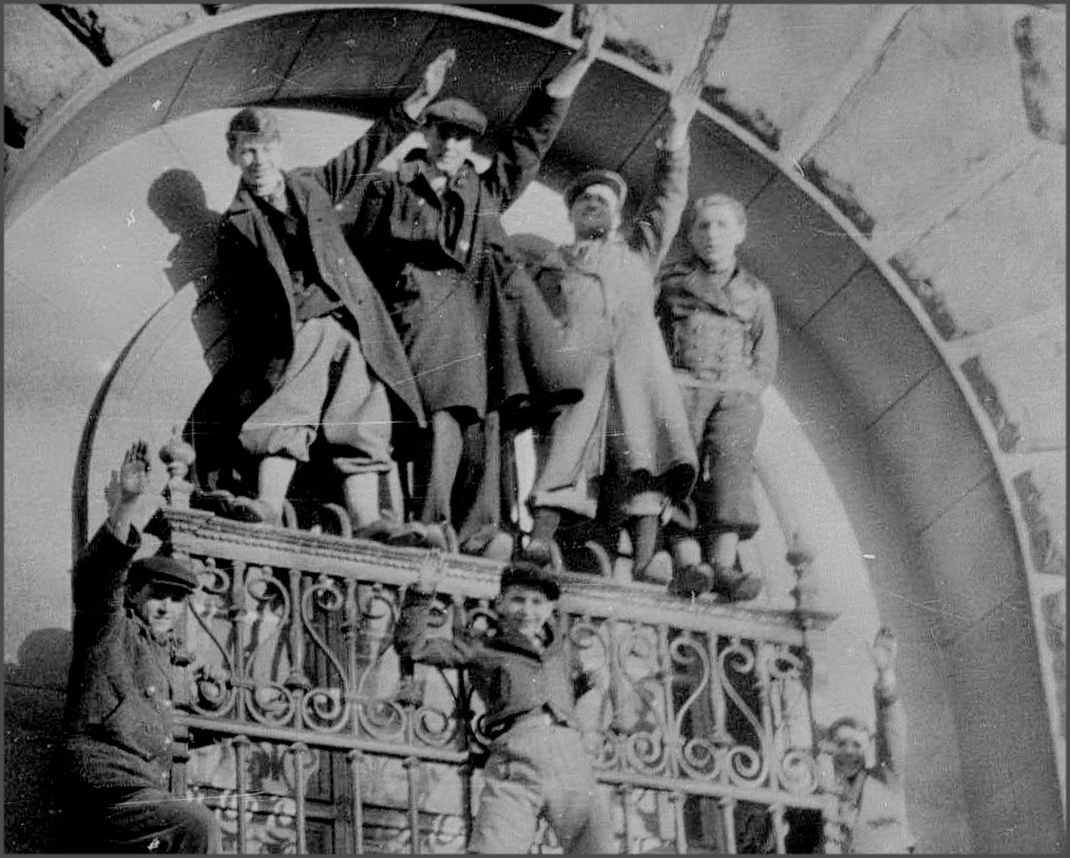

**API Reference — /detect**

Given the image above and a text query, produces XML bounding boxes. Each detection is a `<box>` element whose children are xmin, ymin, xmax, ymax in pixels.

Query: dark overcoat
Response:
<box><xmin>192</xmin><ymin>111</ymin><xmax>426</xmax><ymax>485</ymax></box>
<box><xmin>61</xmin><ymin>526</ymin><xmax>181</xmax><ymax>794</ymax></box>
<box><xmin>345</xmin><ymin>87</ymin><xmax>580</xmax><ymax>423</ymax></box>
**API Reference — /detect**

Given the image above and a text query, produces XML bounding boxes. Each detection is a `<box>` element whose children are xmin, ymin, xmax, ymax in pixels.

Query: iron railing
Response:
<box><xmin>164</xmin><ymin>508</ymin><xmax>840</xmax><ymax>853</ymax></box>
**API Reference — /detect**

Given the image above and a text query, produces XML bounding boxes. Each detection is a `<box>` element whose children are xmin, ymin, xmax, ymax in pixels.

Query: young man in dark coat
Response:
<box><xmin>394</xmin><ymin>558</ymin><xmax>615</xmax><ymax>853</ymax></box>
<box><xmin>60</xmin><ymin>441</ymin><xmax>222</xmax><ymax>852</ymax></box>
<box><xmin>198</xmin><ymin>53</ymin><xmax>456</xmax><ymax>537</ymax></box>
<box><xmin>345</xmin><ymin>10</ymin><xmax>608</xmax><ymax>558</ymax></box>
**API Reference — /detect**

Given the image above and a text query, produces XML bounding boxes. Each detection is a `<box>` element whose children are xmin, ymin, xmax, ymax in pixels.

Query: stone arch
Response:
<box><xmin>4</xmin><ymin>5</ymin><xmax>1064</xmax><ymax>852</ymax></box>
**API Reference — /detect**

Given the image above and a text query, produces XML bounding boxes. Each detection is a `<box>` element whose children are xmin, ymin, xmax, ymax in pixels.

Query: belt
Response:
<box><xmin>486</xmin><ymin>705</ymin><xmax>558</xmax><ymax>740</ymax></box>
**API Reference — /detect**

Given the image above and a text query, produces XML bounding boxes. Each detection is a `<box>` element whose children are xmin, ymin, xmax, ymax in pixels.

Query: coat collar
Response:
<box><xmin>665</xmin><ymin>258</ymin><xmax>753</xmax><ymax>314</ymax></box>
<box><xmin>398</xmin><ymin>150</ymin><xmax>478</xmax><ymax>195</ymax></box>
<box><xmin>489</xmin><ymin>623</ymin><xmax>560</xmax><ymax>661</ymax></box>
<box><xmin>226</xmin><ymin>171</ymin><xmax>315</xmax><ymax>219</ymax></box>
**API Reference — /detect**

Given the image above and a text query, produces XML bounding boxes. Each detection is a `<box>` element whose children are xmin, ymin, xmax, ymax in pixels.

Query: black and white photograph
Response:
<box><xmin>4</xmin><ymin>4</ymin><xmax>1065</xmax><ymax>853</ymax></box>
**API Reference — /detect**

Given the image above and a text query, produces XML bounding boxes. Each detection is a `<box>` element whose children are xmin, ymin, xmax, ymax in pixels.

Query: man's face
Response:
<box><xmin>832</xmin><ymin>725</ymin><xmax>869</xmax><ymax>779</ymax></box>
<box><xmin>425</xmin><ymin>122</ymin><xmax>475</xmax><ymax>176</ymax></box>
<box><xmin>688</xmin><ymin>203</ymin><xmax>746</xmax><ymax>269</ymax></box>
<box><xmin>496</xmin><ymin>584</ymin><xmax>555</xmax><ymax>641</ymax></box>
<box><xmin>228</xmin><ymin>131</ymin><xmax>284</xmax><ymax>199</ymax></box>
<box><xmin>569</xmin><ymin>183</ymin><xmax>621</xmax><ymax>240</ymax></box>
<box><xmin>130</xmin><ymin>582</ymin><xmax>188</xmax><ymax>637</ymax></box>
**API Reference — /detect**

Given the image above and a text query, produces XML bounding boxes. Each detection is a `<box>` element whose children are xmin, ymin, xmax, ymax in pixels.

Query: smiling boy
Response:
<box><xmin>394</xmin><ymin>560</ymin><xmax>615</xmax><ymax>853</ymax></box>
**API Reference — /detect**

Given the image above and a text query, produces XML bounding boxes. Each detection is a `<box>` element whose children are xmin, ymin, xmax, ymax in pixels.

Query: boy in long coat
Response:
<box><xmin>192</xmin><ymin>53</ymin><xmax>456</xmax><ymax>536</ymax></box>
<box><xmin>520</xmin><ymin>80</ymin><xmax>701</xmax><ymax>581</ymax></box>
<box><xmin>345</xmin><ymin>12</ymin><xmax>608</xmax><ymax>557</ymax></box>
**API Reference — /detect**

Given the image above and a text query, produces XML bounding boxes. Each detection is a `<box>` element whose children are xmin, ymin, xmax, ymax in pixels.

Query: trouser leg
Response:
<box><xmin>419</xmin><ymin>410</ymin><xmax>464</xmax><ymax>525</ymax></box>
<box><xmin>542</xmin><ymin>729</ymin><xmax>617</xmax><ymax>854</ymax></box>
<box><xmin>467</xmin><ymin>752</ymin><xmax>542</xmax><ymax>853</ymax></box>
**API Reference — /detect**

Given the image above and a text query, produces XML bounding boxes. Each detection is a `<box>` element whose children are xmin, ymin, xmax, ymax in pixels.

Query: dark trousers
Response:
<box><xmin>64</xmin><ymin>787</ymin><xmax>219</xmax><ymax>853</ymax></box>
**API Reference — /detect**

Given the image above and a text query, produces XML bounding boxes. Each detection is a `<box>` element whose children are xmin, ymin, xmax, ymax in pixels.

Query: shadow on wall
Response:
<box><xmin>4</xmin><ymin>627</ymin><xmax>72</xmax><ymax>853</ymax></box>
<box><xmin>147</xmin><ymin>168</ymin><xmax>231</xmax><ymax>375</ymax></box>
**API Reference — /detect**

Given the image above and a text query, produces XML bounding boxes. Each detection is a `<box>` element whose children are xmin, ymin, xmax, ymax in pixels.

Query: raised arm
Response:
<box><xmin>485</xmin><ymin>6</ymin><xmax>608</xmax><ymax>208</ymax></box>
<box><xmin>72</xmin><ymin>442</ymin><xmax>155</xmax><ymax>618</ymax></box>
<box><xmin>632</xmin><ymin>75</ymin><xmax>701</xmax><ymax>267</ymax></box>
<box><xmin>871</xmin><ymin>626</ymin><xmax>907</xmax><ymax>777</ymax></box>
<box><xmin>313</xmin><ymin>49</ymin><xmax>456</xmax><ymax>201</ymax></box>
<box><xmin>393</xmin><ymin>557</ymin><xmax>475</xmax><ymax>669</ymax></box>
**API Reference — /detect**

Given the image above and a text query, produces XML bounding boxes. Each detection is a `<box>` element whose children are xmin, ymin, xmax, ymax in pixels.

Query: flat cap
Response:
<box><xmin>565</xmin><ymin>169</ymin><xmax>628</xmax><ymax>209</ymax></box>
<box><xmin>424</xmin><ymin>98</ymin><xmax>487</xmax><ymax>135</ymax></box>
<box><xmin>500</xmin><ymin>560</ymin><xmax>560</xmax><ymax>601</ymax></box>
<box><xmin>128</xmin><ymin>555</ymin><xmax>199</xmax><ymax>593</ymax></box>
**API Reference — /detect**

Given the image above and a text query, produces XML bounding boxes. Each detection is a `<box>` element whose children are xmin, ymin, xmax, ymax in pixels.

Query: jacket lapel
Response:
<box><xmin>226</xmin><ymin>185</ymin><xmax>290</xmax><ymax>289</ymax></box>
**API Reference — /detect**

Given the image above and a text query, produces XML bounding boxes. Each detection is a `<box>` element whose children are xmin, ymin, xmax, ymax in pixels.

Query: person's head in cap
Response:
<box><xmin>225</xmin><ymin>106</ymin><xmax>285</xmax><ymax>200</ymax></box>
<box><xmin>565</xmin><ymin>169</ymin><xmax>628</xmax><ymax>240</ymax></box>
<box><xmin>496</xmin><ymin>560</ymin><xmax>560</xmax><ymax>643</ymax></box>
<box><xmin>422</xmin><ymin>97</ymin><xmax>487</xmax><ymax>177</ymax></box>
<box><xmin>125</xmin><ymin>554</ymin><xmax>199</xmax><ymax>637</ymax></box>
<box><xmin>684</xmin><ymin>193</ymin><xmax>747</xmax><ymax>273</ymax></box>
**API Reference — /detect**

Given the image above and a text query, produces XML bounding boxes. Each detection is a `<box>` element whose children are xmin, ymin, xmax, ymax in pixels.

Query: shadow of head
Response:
<box><xmin>5</xmin><ymin>627</ymin><xmax>72</xmax><ymax>689</ymax></box>
<box><xmin>148</xmin><ymin>168</ymin><xmax>213</xmax><ymax>236</ymax></box>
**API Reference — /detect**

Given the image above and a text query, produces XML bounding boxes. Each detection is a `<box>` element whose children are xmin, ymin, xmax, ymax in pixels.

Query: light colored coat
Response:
<box><xmin>835</xmin><ymin>682</ymin><xmax>916</xmax><ymax>853</ymax></box>
<box><xmin>529</xmin><ymin>145</ymin><xmax>697</xmax><ymax>516</ymax></box>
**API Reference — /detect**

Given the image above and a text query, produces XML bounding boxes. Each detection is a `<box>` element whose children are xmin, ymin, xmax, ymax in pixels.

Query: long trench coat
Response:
<box><xmin>191</xmin><ymin>109</ymin><xmax>426</xmax><ymax>487</ymax></box>
<box><xmin>528</xmin><ymin>145</ymin><xmax>698</xmax><ymax>514</ymax></box>
<box><xmin>344</xmin><ymin>86</ymin><xmax>581</xmax><ymax>424</ymax></box>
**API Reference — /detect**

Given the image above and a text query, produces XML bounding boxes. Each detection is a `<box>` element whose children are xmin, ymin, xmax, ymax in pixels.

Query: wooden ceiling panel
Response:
<box><xmin>167</xmin><ymin>11</ymin><xmax>322</xmax><ymax>119</ymax></box>
<box><xmin>273</xmin><ymin>7</ymin><xmax>439</xmax><ymax>108</ymax></box>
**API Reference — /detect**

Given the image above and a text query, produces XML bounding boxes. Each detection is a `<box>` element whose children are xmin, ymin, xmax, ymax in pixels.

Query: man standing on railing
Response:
<box><xmin>343</xmin><ymin>7</ymin><xmax>608</xmax><ymax>559</ymax></box>
<box><xmin>518</xmin><ymin>75</ymin><xmax>702</xmax><ymax>583</ymax></box>
<box><xmin>655</xmin><ymin>192</ymin><xmax>778</xmax><ymax>601</ymax></box>
<box><xmin>59</xmin><ymin>441</ymin><xmax>222</xmax><ymax>853</ymax></box>
<box><xmin>824</xmin><ymin>626</ymin><xmax>916</xmax><ymax>853</ymax></box>
<box><xmin>194</xmin><ymin>52</ymin><xmax>459</xmax><ymax>542</ymax></box>
<box><xmin>394</xmin><ymin>559</ymin><xmax>616</xmax><ymax>853</ymax></box>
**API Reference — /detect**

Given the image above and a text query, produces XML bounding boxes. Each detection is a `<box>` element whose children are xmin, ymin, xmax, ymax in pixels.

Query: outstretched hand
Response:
<box><xmin>546</xmin><ymin>4</ymin><xmax>609</xmax><ymax>98</ymax></box>
<box><xmin>105</xmin><ymin>441</ymin><xmax>152</xmax><ymax>513</ymax></box>
<box><xmin>576</xmin><ymin>4</ymin><xmax>609</xmax><ymax>61</ymax></box>
<box><xmin>414</xmin><ymin>551</ymin><xmax>447</xmax><ymax>594</ymax></box>
<box><xmin>871</xmin><ymin>625</ymin><xmax>897</xmax><ymax>673</ymax></box>
<box><xmin>422</xmin><ymin>48</ymin><xmax>456</xmax><ymax>101</ymax></box>
<box><xmin>670</xmin><ymin>69</ymin><xmax>705</xmax><ymax>125</ymax></box>
<box><xmin>404</xmin><ymin>48</ymin><xmax>457</xmax><ymax>121</ymax></box>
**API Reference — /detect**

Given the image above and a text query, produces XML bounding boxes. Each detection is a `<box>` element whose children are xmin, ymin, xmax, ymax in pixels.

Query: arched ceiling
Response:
<box><xmin>4</xmin><ymin>4</ymin><xmax>1065</xmax><ymax>852</ymax></box>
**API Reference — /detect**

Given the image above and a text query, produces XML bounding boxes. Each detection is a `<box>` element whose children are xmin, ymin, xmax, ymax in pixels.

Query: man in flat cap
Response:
<box><xmin>191</xmin><ymin>52</ymin><xmax>459</xmax><ymax>543</ymax></box>
<box><xmin>345</xmin><ymin>7</ymin><xmax>608</xmax><ymax>559</ymax></box>
<box><xmin>519</xmin><ymin>76</ymin><xmax>703</xmax><ymax>583</ymax></box>
<box><xmin>59</xmin><ymin>441</ymin><xmax>222</xmax><ymax>852</ymax></box>
<box><xmin>394</xmin><ymin>557</ymin><xmax>615</xmax><ymax>853</ymax></box>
